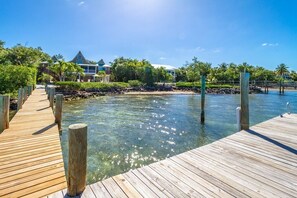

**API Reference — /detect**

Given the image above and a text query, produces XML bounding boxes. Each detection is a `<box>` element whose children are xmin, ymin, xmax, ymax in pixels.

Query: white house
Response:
<box><xmin>151</xmin><ymin>64</ymin><xmax>176</xmax><ymax>77</ymax></box>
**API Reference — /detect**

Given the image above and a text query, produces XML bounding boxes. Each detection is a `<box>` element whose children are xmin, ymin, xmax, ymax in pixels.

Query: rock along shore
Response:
<box><xmin>55</xmin><ymin>86</ymin><xmax>263</xmax><ymax>102</ymax></box>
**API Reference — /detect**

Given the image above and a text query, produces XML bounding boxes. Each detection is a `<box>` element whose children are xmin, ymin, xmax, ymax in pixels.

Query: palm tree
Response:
<box><xmin>275</xmin><ymin>63</ymin><xmax>289</xmax><ymax>94</ymax></box>
<box><xmin>276</xmin><ymin>63</ymin><xmax>289</xmax><ymax>76</ymax></box>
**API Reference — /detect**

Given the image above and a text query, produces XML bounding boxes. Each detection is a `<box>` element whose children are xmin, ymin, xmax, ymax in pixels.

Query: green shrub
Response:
<box><xmin>0</xmin><ymin>65</ymin><xmax>36</xmax><ymax>95</ymax></box>
<box><xmin>128</xmin><ymin>80</ymin><xmax>143</xmax><ymax>87</ymax></box>
<box><xmin>55</xmin><ymin>81</ymin><xmax>129</xmax><ymax>91</ymax></box>
<box><xmin>176</xmin><ymin>82</ymin><xmax>200</xmax><ymax>88</ymax></box>
<box><xmin>176</xmin><ymin>82</ymin><xmax>235</xmax><ymax>89</ymax></box>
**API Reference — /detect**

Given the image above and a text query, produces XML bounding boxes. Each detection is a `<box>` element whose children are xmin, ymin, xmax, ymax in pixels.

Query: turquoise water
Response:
<box><xmin>60</xmin><ymin>91</ymin><xmax>297</xmax><ymax>184</ymax></box>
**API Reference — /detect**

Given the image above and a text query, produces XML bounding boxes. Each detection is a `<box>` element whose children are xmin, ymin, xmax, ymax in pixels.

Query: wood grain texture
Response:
<box><xmin>0</xmin><ymin>88</ymin><xmax>67</xmax><ymax>197</ymax></box>
<box><xmin>49</xmin><ymin>112</ymin><xmax>297</xmax><ymax>197</ymax></box>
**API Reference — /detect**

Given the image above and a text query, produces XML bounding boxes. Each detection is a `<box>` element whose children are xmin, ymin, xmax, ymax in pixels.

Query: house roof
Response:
<box><xmin>70</xmin><ymin>51</ymin><xmax>91</xmax><ymax>64</ymax></box>
<box><xmin>98</xmin><ymin>59</ymin><xmax>105</xmax><ymax>65</ymax></box>
<box><xmin>151</xmin><ymin>64</ymin><xmax>176</xmax><ymax>71</ymax></box>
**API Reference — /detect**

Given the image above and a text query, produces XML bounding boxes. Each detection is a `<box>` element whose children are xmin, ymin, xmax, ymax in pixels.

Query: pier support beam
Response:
<box><xmin>28</xmin><ymin>85</ymin><xmax>33</xmax><ymax>96</ymax></box>
<box><xmin>67</xmin><ymin>123</ymin><xmax>88</xmax><ymax>197</ymax></box>
<box><xmin>55</xmin><ymin>94</ymin><xmax>63</xmax><ymax>131</ymax></box>
<box><xmin>240</xmin><ymin>72</ymin><xmax>250</xmax><ymax>130</ymax></box>
<box><xmin>236</xmin><ymin>107</ymin><xmax>241</xmax><ymax>131</ymax></box>
<box><xmin>49</xmin><ymin>88</ymin><xmax>55</xmax><ymax>109</ymax></box>
<box><xmin>0</xmin><ymin>95</ymin><xmax>10</xmax><ymax>132</ymax></box>
<box><xmin>200</xmin><ymin>75</ymin><xmax>206</xmax><ymax>123</ymax></box>
<box><xmin>23</xmin><ymin>87</ymin><xmax>27</xmax><ymax>102</ymax></box>
<box><xmin>17</xmin><ymin>88</ymin><xmax>23</xmax><ymax>111</ymax></box>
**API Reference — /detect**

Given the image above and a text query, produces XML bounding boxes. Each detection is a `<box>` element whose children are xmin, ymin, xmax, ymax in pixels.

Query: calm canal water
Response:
<box><xmin>60</xmin><ymin>91</ymin><xmax>297</xmax><ymax>184</ymax></box>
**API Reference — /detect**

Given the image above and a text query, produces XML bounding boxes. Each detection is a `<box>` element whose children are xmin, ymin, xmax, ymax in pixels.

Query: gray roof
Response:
<box><xmin>71</xmin><ymin>51</ymin><xmax>91</xmax><ymax>64</ymax></box>
<box><xmin>98</xmin><ymin>59</ymin><xmax>105</xmax><ymax>65</ymax></box>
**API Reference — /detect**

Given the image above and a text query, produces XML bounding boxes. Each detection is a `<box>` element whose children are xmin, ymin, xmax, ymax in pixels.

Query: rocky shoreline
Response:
<box><xmin>9</xmin><ymin>86</ymin><xmax>263</xmax><ymax>110</ymax></box>
<box><xmin>55</xmin><ymin>86</ymin><xmax>263</xmax><ymax>101</ymax></box>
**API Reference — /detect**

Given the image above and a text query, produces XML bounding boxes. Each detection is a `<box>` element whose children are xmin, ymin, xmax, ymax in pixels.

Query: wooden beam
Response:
<box><xmin>240</xmin><ymin>72</ymin><xmax>249</xmax><ymax>130</ymax></box>
<box><xmin>0</xmin><ymin>95</ymin><xmax>10</xmax><ymax>132</ymax></box>
<box><xmin>200</xmin><ymin>75</ymin><xmax>206</xmax><ymax>123</ymax></box>
<box><xmin>67</xmin><ymin>123</ymin><xmax>88</xmax><ymax>197</ymax></box>
<box><xmin>55</xmin><ymin>94</ymin><xmax>63</xmax><ymax>131</ymax></box>
<box><xmin>17</xmin><ymin>88</ymin><xmax>23</xmax><ymax>111</ymax></box>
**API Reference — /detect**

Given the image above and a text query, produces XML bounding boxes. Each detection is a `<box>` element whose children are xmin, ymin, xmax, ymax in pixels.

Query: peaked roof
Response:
<box><xmin>98</xmin><ymin>59</ymin><xmax>105</xmax><ymax>65</ymax></box>
<box><xmin>71</xmin><ymin>51</ymin><xmax>91</xmax><ymax>64</ymax></box>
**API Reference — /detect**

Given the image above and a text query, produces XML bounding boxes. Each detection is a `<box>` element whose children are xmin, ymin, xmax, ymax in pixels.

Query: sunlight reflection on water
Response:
<box><xmin>61</xmin><ymin>91</ymin><xmax>297</xmax><ymax>184</ymax></box>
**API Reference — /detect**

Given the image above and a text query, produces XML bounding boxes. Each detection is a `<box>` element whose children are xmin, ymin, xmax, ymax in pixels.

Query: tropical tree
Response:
<box><xmin>275</xmin><ymin>63</ymin><xmax>289</xmax><ymax>77</ymax></box>
<box><xmin>155</xmin><ymin>67</ymin><xmax>171</xmax><ymax>84</ymax></box>
<box><xmin>175</xmin><ymin>67</ymin><xmax>187</xmax><ymax>82</ymax></box>
<box><xmin>275</xmin><ymin>63</ymin><xmax>289</xmax><ymax>94</ymax></box>
<box><xmin>290</xmin><ymin>70</ymin><xmax>297</xmax><ymax>81</ymax></box>
<box><xmin>49</xmin><ymin>60</ymin><xmax>84</xmax><ymax>81</ymax></box>
<box><xmin>5</xmin><ymin>44</ymin><xmax>50</xmax><ymax>67</ymax></box>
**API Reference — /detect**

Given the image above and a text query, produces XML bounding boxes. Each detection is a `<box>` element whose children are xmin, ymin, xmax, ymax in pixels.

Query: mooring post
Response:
<box><xmin>286</xmin><ymin>102</ymin><xmax>291</xmax><ymax>115</ymax></box>
<box><xmin>240</xmin><ymin>72</ymin><xmax>250</xmax><ymax>130</ymax></box>
<box><xmin>17</xmin><ymin>88</ymin><xmax>23</xmax><ymax>111</ymax></box>
<box><xmin>67</xmin><ymin>123</ymin><xmax>88</xmax><ymax>197</ymax></box>
<box><xmin>28</xmin><ymin>85</ymin><xmax>32</xmax><ymax>96</ymax></box>
<box><xmin>279</xmin><ymin>80</ymin><xmax>282</xmax><ymax>95</ymax></box>
<box><xmin>47</xmin><ymin>86</ymin><xmax>51</xmax><ymax>100</ymax></box>
<box><xmin>45</xmin><ymin>84</ymin><xmax>48</xmax><ymax>94</ymax></box>
<box><xmin>30</xmin><ymin>85</ymin><xmax>33</xmax><ymax>95</ymax></box>
<box><xmin>200</xmin><ymin>75</ymin><xmax>206</xmax><ymax>123</ymax></box>
<box><xmin>49</xmin><ymin>88</ymin><xmax>55</xmax><ymax>109</ymax></box>
<box><xmin>0</xmin><ymin>95</ymin><xmax>10</xmax><ymax>132</ymax></box>
<box><xmin>282</xmin><ymin>81</ymin><xmax>285</xmax><ymax>94</ymax></box>
<box><xmin>236</xmin><ymin>107</ymin><xmax>241</xmax><ymax>131</ymax></box>
<box><xmin>22</xmin><ymin>87</ymin><xmax>27</xmax><ymax>102</ymax></box>
<box><xmin>55</xmin><ymin>94</ymin><xmax>63</xmax><ymax>131</ymax></box>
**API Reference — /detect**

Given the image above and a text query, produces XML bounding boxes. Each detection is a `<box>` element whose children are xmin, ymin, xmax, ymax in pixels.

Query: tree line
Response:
<box><xmin>0</xmin><ymin>39</ymin><xmax>296</xmax><ymax>94</ymax></box>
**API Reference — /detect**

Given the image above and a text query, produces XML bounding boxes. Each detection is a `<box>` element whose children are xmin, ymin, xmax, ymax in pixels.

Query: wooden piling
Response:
<box><xmin>0</xmin><ymin>95</ymin><xmax>10</xmax><ymax>132</ymax></box>
<box><xmin>28</xmin><ymin>86</ymin><xmax>32</xmax><ymax>96</ymax></box>
<box><xmin>17</xmin><ymin>88</ymin><xmax>23</xmax><ymax>111</ymax></box>
<box><xmin>264</xmin><ymin>79</ymin><xmax>268</xmax><ymax>94</ymax></box>
<box><xmin>279</xmin><ymin>80</ymin><xmax>282</xmax><ymax>95</ymax></box>
<box><xmin>45</xmin><ymin>84</ymin><xmax>48</xmax><ymax>94</ymax></box>
<box><xmin>55</xmin><ymin>94</ymin><xmax>63</xmax><ymax>131</ymax></box>
<box><xmin>200</xmin><ymin>75</ymin><xmax>206</xmax><ymax>123</ymax></box>
<box><xmin>47</xmin><ymin>86</ymin><xmax>51</xmax><ymax>100</ymax></box>
<box><xmin>23</xmin><ymin>87</ymin><xmax>28</xmax><ymax>102</ymax></box>
<box><xmin>67</xmin><ymin>123</ymin><xmax>88</xmax><ymax>197</ymax></box>
<box><xmin>236</xmin><ymin>107</ymin><xmax>241</xmax><ymax>131</ymax></box>
<box><xmin>282</xmin><ymin>82</ymin><xmax>285</xmax><ymax>94</ymax></box>
<box><xmin>240</xmin><ymin>72</ymin><xmax>249</xmax><ymax>130</ymax></box>
<box><xmin>49</xmin><ymin>88</ymin><xmax>55</xmax><ymax>109</ymax></box>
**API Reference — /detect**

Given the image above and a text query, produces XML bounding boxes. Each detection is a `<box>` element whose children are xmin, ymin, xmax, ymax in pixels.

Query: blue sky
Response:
<box><xmin>0</xmin><ymin>0</ymin><xmax>297</xmax><ymax>70</ymax></box>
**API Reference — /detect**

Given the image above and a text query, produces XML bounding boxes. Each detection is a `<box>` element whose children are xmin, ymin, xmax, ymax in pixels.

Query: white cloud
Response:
<box><xmin>78</xmin><ymin>1</ymin><xmax>85</xmax><ymax>6</ymax></box>
<box><xmin>262</xmin><ymin>43</ymin><xmax>279</xmax><ymax>47</ymax></box>
<box><xmin>159</xmin><ymin>57</ymin><xmax>166</xmax><ymax>60</ymax></box>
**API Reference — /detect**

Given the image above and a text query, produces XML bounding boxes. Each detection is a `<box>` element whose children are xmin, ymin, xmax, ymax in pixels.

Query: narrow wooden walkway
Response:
<box><xmin>51</xmin><ymin>114</ymin><xmax>297</xmax><ymax>198</ymax></box>
<box><xmin>0</xmin><ymin>89</ymin><xmax>67</xmax><ymax>197</ymax></box>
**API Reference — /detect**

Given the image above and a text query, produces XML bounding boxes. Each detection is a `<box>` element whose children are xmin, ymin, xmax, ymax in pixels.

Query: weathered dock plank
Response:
<box><xmin>0</xmin><ymin>88</ymin><xmax>67</xmax><ymax>197</ymax></box>
<box><xmin>50</xmin><ymin>113</ymin><xmax>297</xmax><ymax>198</ymax></box>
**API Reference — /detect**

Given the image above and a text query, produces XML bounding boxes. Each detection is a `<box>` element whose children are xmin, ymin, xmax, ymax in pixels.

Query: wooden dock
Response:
<box><xmin>1</xmin><ymin>88</ymin><xmax>297</xmax><ymax>197</ymax></box>
<box><xmin>0</xmin><ymin>89</ymin><xmax>67</xmax><ymax>197</ymax></box>
<box><xmin>50</xmin><ymin>113</ymin><xmax>297</xmax><ymax>198</ymax></box>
